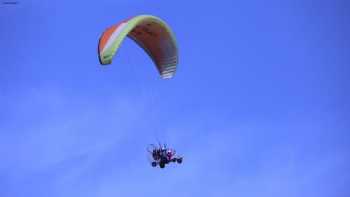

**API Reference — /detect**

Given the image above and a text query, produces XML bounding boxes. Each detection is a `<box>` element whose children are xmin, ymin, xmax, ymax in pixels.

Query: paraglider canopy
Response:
<box><xmin>98</xmin><ymin>15</ymin><xmax>178</xmax><ymax>79</ymax></box>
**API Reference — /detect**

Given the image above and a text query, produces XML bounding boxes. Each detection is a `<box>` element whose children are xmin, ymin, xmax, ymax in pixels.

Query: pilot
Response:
<box><xmin>166</xmin><ymin>150</ymin><xmax>173</xmax><ymax>160</ymax></box>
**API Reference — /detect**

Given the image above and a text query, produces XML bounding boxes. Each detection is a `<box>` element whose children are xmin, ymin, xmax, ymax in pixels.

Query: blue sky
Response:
<box><xmin>0</xmin><ymin>0</ymin><xmax>349</xmax><ymax>196</ymax></box>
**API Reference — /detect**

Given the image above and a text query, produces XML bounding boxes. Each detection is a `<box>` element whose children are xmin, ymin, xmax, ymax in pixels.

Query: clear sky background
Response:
<box><xmin>0</xmin><ymin>0</ymin><xmax>349</xmax><ymax>196</ymax></box>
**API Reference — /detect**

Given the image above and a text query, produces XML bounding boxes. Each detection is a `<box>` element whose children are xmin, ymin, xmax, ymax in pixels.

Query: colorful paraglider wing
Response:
<box><xmin>98</xmin><ymin>15</ymin><xmax>178</xmax><ymax>79</ymax></box>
